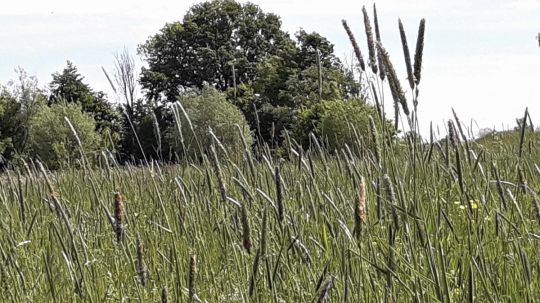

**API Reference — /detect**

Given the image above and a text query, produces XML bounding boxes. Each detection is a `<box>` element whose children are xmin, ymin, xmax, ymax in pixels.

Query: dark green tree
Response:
<box><xmin>49</xmin><ymin>61</ymin><xmax>121</xmax><ymax>136</ymax></box>
<box><xmin>138</xmin><ymin>0</ymin><xmax>361</xmax><ymax>148</ymax></box>
<box><xmin>138</xmin><ymin>0</ymin><xmax>295</xmax><ymax>102</ymax></box>
<box><xmin>0</xmin><ymin>68</ymin><xmax>47</xmax><ymax>168</ymax></box>
<box><xmin>238</xmin><ymin>30</ymin><xmax>359</xmax><ymax>145</ymax></box>
<box><xmin>0</xmin><ymin>93</ymin><xmax>22</xmax><ymax>167</ymax></box>
<box><xmin>117</xmin><ymin>99</ymin><xmax>174</xmax><ymax>164</ymax></box>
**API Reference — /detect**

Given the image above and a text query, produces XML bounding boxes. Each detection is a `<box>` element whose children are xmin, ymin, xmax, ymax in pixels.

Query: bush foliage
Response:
<box><xmin>168</xmin><ymin>86</ymin><xmax>253</xmax><ymax>159</ymax></box>
<box><xmin>28</xmin><ymin>102</ymin><xmax>102</xmax><ymax>169</ymax></box>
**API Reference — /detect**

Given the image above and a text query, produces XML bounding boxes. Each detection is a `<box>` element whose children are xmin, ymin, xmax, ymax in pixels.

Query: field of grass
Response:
<box><xmin>1</xmin><ymin>125</ymin><xmax>540</xmax><ymax>302</ymax></box>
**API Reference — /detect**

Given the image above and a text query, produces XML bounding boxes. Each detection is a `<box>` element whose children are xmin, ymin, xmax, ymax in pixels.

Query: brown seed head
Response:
<box><xmin>161</xmin><ymin>287</ymin><xmax>169</xmax><ymax>303</ymax></box>
<box><xmin>189</xmin><ymin>252</ymin><xmax>197</xmax><ymax>302</ymax></box>
<box><xmin>114</xmin><ymin>192</ymin><xmax>125</xmax><ymax>243</ymax></box>
<box><xmin>136</xmin><ymin>234</ymin><xmax>148</xmax><ymax>286</ymax></box>
<box><xmin>355</xmin><ymin>176</ymin><xmax>367</xmax><ymax>237</ymax></box>
<box><xmin>241</xmin><ymin>204</ymin><xmax>252</xmax><ymax>254</ymax></box>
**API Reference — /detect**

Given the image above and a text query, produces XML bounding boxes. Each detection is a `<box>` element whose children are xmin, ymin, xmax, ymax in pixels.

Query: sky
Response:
<box><xmin>1</xmin><ymin>0</ymin><xmax>539</xmax><ymax>138</ymax></box>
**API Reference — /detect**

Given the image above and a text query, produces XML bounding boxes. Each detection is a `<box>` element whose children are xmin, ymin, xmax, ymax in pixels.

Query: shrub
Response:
<box><xmin>168</xmin><ymin>86</ymin><xmax>253</xmax><ymax>159</ymax></box>
<box><xmin>295</xmin><ymin>99</ymin><xmax>389</xmax><ymax>152</ymax></box>
<box><xmin>28</xmin><ymin>102</ymin><xmax>102</xmax><ymax>169</ymax></box>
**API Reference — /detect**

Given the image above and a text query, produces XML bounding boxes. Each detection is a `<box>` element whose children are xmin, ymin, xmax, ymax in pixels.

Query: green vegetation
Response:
<box><xmin>295</xmin><ymin>99</ymin><xmax>391</xmax><ymax>151</ymax></box>
<box><xmin>1</xmin><ymin>121</ymin><xmax>540</xmax><ymax>301</ymax></box>
<box><xmin>1</xmin><ymin>1</ymin><xmax>539</xmax><ymax>302</ymax></box>
<box><xmin>28</xmin><ymin>102</ymin><xmax>102</xmax><ymax>169</ymax></box>
<box><xmin>168</xmin><ymin>86</ymin><xmax>254</xmax><ymax>159</ymax></box>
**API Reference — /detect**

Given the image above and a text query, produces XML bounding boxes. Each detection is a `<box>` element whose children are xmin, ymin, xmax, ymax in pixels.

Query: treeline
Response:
<box><xmin>0</xmin><ymin>0</ymin><xmax>390</xmax><ymax>170</ymax></box>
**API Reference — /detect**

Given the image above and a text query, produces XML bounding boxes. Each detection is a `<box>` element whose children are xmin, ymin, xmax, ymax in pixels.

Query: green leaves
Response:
<box><xmin>49</xmin><ymin>62</ymin><xmax>120</xmax><ymax>137</ymax></box>
<box><xmin>139</xmin><ymin>0</ymin><xmax>293</xmax><ymax>102</ymax></box>
<box><xmin>168</xmin><ymin>86</ymin><xmax>253</xmax><ymax>159</ymax></box>
<box><xmin>28</xmin><ymin>102</ymin><xmax>102</xmax><ymax>169</ymax></box>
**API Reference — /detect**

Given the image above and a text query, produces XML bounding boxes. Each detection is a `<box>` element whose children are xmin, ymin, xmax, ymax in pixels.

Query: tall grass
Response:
<box><xmin>1</xmin><ymin>118</ymin><xmax>540</xmax><ymax>301</ymax></box>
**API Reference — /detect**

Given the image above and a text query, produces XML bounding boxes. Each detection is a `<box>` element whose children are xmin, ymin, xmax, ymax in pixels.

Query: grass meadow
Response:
<box><xmin>1</xmin><ymin>123</ymin><xmax>540</xmax><ymax>302</ymax></box>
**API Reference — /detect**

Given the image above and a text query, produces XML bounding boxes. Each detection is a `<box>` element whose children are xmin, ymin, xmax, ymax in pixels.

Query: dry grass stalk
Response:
<box><xmin>341</xmin><ymin>20</ymin><xmax>366</xmax><ymax>71</ymax></box>
<box><xmin>413</xmin><ymin>18</ymin><xmax>426</xmax><ymax>86</ymax></box>
<box><xmin>398</xmin><ymin>19</ymin><xmax>415</xmax><ymax>90</ymax></box>
<box><xmin>376</xmin><ymin>42</ymin><xmax>410</xmax><ymax>116</ymax></box>
<box><xmin>136</xmin><ymin>234</ymin><xmax>148</xmax><ymax>286</ymax></box>
<box><xmin>113</xmin><ymin>192</ymin><xmax>125</xmax><ymax>243</ymax></box>
<box><xmin>362</xmin><ymin>6</ymin><xmax>377</xmax><ymax>74</ymax></box>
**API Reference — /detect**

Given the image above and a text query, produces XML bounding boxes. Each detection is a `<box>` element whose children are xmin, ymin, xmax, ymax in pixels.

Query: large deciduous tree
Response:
<box><xmin>138</xmin><ymin>0</ymin><xmax>363</xmax><ymax>148</ymax></box>
<box><xmin>138</xmin><ymin>0</ymin><xmax>295</xmax><ymax>102</ymax></box>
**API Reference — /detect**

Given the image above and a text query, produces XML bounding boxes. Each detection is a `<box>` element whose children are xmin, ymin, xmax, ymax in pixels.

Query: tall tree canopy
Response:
<box><xmin>139</xmin><ymin>0</ymin><xmax>295</xmax><ymax>101</ymax></box>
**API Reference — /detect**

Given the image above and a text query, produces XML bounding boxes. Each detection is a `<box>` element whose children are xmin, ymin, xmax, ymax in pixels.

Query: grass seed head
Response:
<box><xmin>189</xmin><ymin>252</ymin><xmax>197</xmax><ymax>302</ymax></box>
<box><xmin>369</xmin><ymin>115</ymin><xmax>381</xmax><ymax>165</ymax></box>
<box><xmin>113</xmin><ymin>192</ymin><xmax>125</xmax><ymax>243</ymax></box>
<box><xmin>413</xmin><ymin>18</ymin><xmax>426</xmax><ymax>85</ymax></box>
<box><xmin>136</xmin><ymin>234</ymin><xmax>148</xmax><ymax>286</ymax></box>
<box><xmin>342</xmin><ymin>20</ymin><xmax>366</xmax><ymax>71</ymax></box>
<box><xmin>317</xmin><ymin>275</ymin><xmax>336</xmax><ymax>303</ymax></box>
<box><xmin>275</xmin><ymin>164</ymin><xmax>284</xmax><ymax>223</ymax></box>
<box><xmin>448</xmin><ymin>120</ymin><xmax>460</xmax><ymax>148</ymax></box>
<box><xmin>355</xmin><ymin>176</ymin><xmax>367</xmax><ymax>237</ymax></box>
<box><xmin>241</xmin><ymin>204</ymin><xmax>252</xmax><ymax>254</ymax></box>
<box><xmin>362</xmin><ymin>6</ymin><xmax>377</xmax><ymax>74</ymax></box>
<box><xmin>399</xmin><ymin>19</ymin><xmax>415</xmax><ymax>89</ymax></box>
<box><xmin>383</xmin><ymin>174</ymin><xmax>399</xmax><ymax>229</ymax></box>
<box><xmin>377</xmin><ymin>42</ymin><xmax>410</xmax><ymax>116</ymax></box>
<box><xmin>373</xmin><ymin>4</ymin><xmax>386</xmax><ymax>80</ymax></box>
<box><xmin>161</xmin><ymin>287</ymin><xmax>168</xmax><ymax>303</ymax></box>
